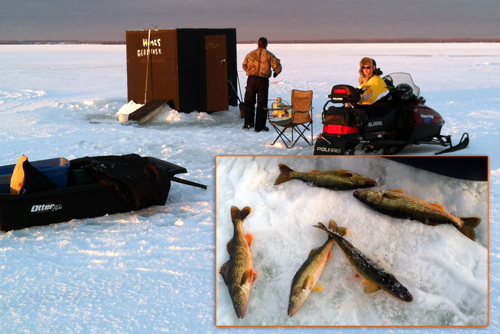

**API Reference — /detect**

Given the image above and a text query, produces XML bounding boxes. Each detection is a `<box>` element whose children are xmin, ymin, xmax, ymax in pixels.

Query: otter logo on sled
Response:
<box><xmin>31</xmin><ymin>203</ymin><xmax>63</xmax><ymax>213</ymax></box>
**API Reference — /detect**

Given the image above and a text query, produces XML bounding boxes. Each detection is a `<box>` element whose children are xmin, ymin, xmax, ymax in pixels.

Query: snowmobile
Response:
<box><xmin>314</xmin><ymin>72</ymin><xmax>469</xmax><ymax>155</ymax></box>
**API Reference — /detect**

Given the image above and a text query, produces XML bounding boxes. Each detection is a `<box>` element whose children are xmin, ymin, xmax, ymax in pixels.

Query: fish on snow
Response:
<box><xmin>314</xmin><ymin>220</ymin><xmax>413</xmax><ymax>302</ymax></box>
<box><xmin>288</xmin><ymin>220</ymin><xmax>348</xmax><ymax>317</ymax></box>
<box><xmin>219</xmin><ymin>206</ymin><xmax>257</xmax><ymax>319</ymax></box>
<box><xmin>274</xmin><ymin>163</ymin><xmax>377</xmax><ymax>190</ymax></box>
<box><xmin>353</xmin><ymin>189</ymin><xmax>481</xmax><ymax>241</ymax></box>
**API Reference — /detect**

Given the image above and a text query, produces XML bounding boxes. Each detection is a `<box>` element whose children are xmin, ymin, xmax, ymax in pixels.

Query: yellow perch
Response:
<box><xmin>314</xmin><ymin>220</ymin><xmax>413</xmax><ymax>302</ymax></box>
<box><xmin>275</xmin><ymin>163</ymin><xmax>376</xmax><ymax>190</ymax></box>
<box><xmin>353</xmin><ymin>189</ymin><xmax>481</xmax><ymax>241</ymax></box>
<box><xmin>288</xmin><ymin>220</ymin><xmax>347</xmax><ymax>317</ymax></box>
<box><xmin>219</xmin><ymin>206</ymin><xmax>257</xmax><ymax>319</ymax></box>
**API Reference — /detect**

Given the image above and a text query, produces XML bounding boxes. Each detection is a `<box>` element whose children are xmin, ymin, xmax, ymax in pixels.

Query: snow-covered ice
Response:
<box><xmin>0</xmin><ymin>43</ymin><xmax>498</xmax><ymax>333</ymax></box>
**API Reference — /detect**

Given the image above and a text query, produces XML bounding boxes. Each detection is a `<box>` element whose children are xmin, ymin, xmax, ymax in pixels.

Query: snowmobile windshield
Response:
<box><xmin>385</xmin><ymin>72</ymin><xmax>420</xmax><ymax>97</ymax></box>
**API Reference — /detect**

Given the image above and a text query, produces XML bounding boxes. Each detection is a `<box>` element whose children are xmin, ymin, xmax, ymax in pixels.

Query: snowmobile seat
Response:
<box><xmin>328</xmin><ymin>85</ymin><xmax>360</xmax><ymax>104</ymax></box>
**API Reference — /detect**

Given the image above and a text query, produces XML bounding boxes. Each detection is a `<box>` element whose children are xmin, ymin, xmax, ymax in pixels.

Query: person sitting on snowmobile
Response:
<box><xmin>356</xmin><ymin>57</ymin><xmax>393</xmax><ymax>117</ymax></box>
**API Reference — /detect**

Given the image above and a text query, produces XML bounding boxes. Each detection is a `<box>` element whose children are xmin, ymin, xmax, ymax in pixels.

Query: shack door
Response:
<box><xmin>205</xmin><ymin>35</ymin><xmax>228</xmax><ymax>111</ymax></box>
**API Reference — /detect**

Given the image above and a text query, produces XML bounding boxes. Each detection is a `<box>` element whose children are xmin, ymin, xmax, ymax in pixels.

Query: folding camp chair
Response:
<box><xmin>268</xmin><ymin>89</ymin><xmax>313</xmax><ymax>149</ymax></box>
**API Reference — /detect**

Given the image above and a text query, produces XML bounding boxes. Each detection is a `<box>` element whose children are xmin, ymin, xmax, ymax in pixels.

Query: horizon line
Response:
<box><xmin>1</xmin><ymin>38</ymin><xmax>499</xmax><ymax>45</ymax></box>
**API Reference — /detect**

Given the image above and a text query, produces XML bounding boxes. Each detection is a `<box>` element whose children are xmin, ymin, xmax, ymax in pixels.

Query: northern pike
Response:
<box><xmin>219</xmin><ymin>206</ymin><xmax>256</xmax><ymax>319</ymax></box>
<box><xmin>314</xmin><ymin>220</ymin><xmax>413</xmax><ymax>302</ymax></box>
<box><xmin>353</xmin><ymin>189</ymin><xmax>481</xmax><ymax>241</ymax></box>
<box><xmin>288</xmin><ymin>220</ymin><xmax>348</xmax><ymax>317</ymax></box>
<box><xmin>274</xmin><ymin>163</ymin><xmax>376</xmax><ymax>190</ymax></box>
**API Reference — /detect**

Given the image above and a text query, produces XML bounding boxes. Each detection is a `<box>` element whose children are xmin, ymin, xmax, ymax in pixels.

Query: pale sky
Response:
<box><xmin>0</xmin><ymin>0</ymin><xmax>498</xmax><ymax>41</ymax></box>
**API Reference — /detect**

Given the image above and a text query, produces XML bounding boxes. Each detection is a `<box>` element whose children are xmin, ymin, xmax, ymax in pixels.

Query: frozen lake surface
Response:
<box><xmin>0</xmin><ymin>43</ymin><xmax>498</xmax><ymax>333</ymax></box>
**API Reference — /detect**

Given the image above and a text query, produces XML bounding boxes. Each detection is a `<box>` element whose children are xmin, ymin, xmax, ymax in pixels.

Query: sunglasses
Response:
<box><xmin>362</xmin><ymin>66</ymin><xmax>372</xmax><ymax>70</ymax></box>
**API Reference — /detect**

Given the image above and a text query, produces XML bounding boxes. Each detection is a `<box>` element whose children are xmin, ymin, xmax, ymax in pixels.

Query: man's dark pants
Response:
<box><xmin>244</xmin><ymin>75</ymin><xmax>269</xmax><ymax>131</ymax></box>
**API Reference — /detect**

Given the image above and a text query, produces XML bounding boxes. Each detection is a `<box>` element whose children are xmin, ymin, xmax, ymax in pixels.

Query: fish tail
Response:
<box><xmin>314</xmin><ymin>219</ymin><xmax>348</xmax><ymax>237</ymax></box>
<box><xmin>457</xmin><ymin>217</ymin><xmax>481</xmax><ymax>241</ymax></box>
<box><xmin>231</xmin><ymin>206</ymin><xmax>252</xmax><ymax>223</ymax></box>
<box><xmin>328</xmin><ymin>219</ymin><xmax>348</xmax><ymax>237</ymax></box>
<box><xmin>274</xmin><ymin>163</ymin><xmax>294</xmax><ymax>185</ymax></box>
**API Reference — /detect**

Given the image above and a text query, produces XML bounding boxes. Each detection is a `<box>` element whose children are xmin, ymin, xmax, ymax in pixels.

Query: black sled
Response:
<box><xmin>0</xmin><ymin>154</ymin><xmax>206</xmax><ymax>231</ymax></box>
<box><xmin>314</xmin><ymin>72</ymin><xmax>469</xmax><ymax>155</ymax></box>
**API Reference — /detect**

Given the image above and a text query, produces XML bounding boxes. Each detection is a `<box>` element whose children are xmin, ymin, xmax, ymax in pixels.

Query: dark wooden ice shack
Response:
<box><xmin>126</xmin><ymin>28</ymin><xmax>238</xmax><ymax>113</ymax></box>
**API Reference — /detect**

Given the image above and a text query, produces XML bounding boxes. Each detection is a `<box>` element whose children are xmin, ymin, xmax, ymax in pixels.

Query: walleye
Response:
<box><xmin>219</xmin><ymin>206</ymin><xmax>257</xmax><ymax>319</ymax></box>
<box><xmin>274</xmin><ymin>163</ymin><xmax>376</xmax><ymax>190</ymax></box>
<box><xmin>288</xmin><ymin>220</ymin><xmax>348</xmax><ymax>317</ymax></box>
<box><xmin>314</xmin><ymin>220</ymin><xmax>413</xmax><ymax>302</ymax></box>
<box><xmin>353</xmin><ymin>189</ymin><xmax>481</xmax><ymax>241</ymax></box>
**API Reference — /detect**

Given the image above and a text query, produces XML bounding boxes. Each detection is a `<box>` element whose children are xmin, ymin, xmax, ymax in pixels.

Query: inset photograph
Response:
<box><xmin>215</xmin><ymin>155</ymin><xmax>488</xmax><ymax>327</ymax></box>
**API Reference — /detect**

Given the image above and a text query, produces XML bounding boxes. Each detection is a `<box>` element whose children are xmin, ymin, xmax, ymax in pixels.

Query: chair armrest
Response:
<box><xmin>265</xmin><ymin>105</ymin><xmax>293</xmax><ymax>111</ymax></box>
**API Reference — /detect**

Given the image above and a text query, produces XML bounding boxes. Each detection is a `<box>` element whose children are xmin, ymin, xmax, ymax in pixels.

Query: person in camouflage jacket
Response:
<box><xmin>242</xmin><ymin>37</ymin><xmax>282</xmax><ymax>132</ymax></box>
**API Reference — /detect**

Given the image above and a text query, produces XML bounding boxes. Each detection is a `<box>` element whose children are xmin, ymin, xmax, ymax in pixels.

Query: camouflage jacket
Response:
<box><xmin>242</xmin><ymin>47</ymin><xmax>282</xmax><ymax>78</ymax></box>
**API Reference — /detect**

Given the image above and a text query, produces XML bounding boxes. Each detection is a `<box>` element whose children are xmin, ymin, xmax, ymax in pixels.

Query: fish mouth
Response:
<box><xmin>400</xmin><ymin>291</ymin><xmax>413</xmax><ymax>302</ymax></box>
<box><xmin>353</xmin><ymin>189</ymin><xmax>368</xmax><ymax>201</ymax></box>
<box><xmin>234</xmin><ymin>303</ymin><xmax>248</xmax><ymax>319</ymax></box>
<box><xmin>365</xmin><ymin>179</ymin><xmax>377</xmax><ymax>188</ymax></box>
<box><xmin>288</xmin><ymin>306</ymin><xmax>298</xmax><ymax>317</ymax></box>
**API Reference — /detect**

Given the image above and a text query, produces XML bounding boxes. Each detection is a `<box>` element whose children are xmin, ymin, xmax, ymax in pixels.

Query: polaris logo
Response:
<box><xmin>31</xmin><ymin>203</ymin><xmax>62</xmax><ymax>213</ymax></box>
<box><xmin>368</xmin><ymin>121</ymin><xmax>383</xmax><ymax>127</ymax></box>
<box><xmin>420</xmin><ymin>114</ymin><xmax>434</xmax><ymax>119</ymax></box>
<box><xmin>317</xmin><ymin>147</ymin><xmax>342</xmax><ymax>154</ymax></box>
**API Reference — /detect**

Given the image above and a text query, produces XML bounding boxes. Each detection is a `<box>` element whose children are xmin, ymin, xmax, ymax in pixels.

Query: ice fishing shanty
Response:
<box><xmin>126</xmin><ymin>28</ymin><xmax>238</xmax><ymax>113</ymax></box>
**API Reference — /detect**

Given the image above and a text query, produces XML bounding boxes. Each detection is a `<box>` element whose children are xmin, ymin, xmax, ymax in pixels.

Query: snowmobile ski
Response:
<box><xmin>435</xmin><ymin>133</ymin><xmax>469</xmax><ymax>155</ymax></box>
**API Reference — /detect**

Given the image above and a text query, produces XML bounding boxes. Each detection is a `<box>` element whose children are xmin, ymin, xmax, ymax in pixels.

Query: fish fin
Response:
<box><xmin>362</xmin><ymin>280</ymin><xmax>381</xmax><ymax>294</ymax></box>
<box><xmin>431</xmin><ymin>203</ymin><xmax>446</xmax><ymax>211</ymax></box>
<box><xmin>309</xmin><ymin>170</ymin><xmax>321</xmax><ymax>173</ymax></box>
<box><xmin>336</xmin><ymin>171</ymin><xmax>354</xmax><ymax>177</ymax></box>
<box><xmin>337</xmin><ymin>227</ymin><xmax>348</xmax><ymax>237</ymax></box>
<box><xmin>326</xmin><ymin>250</ymin><xmax>332</xmax><ymax>262</ymax></box>
<box><xmin>274</xmin><ymin>163</ymin><xmax>293</xmax><ymax>185</ymax></box>
<box><xmin>389</xmin><ymin>189</ymin><xmax>405</xmax><ymax>193</ymax></box>
<box><xmin>245</xmin><ymin>233</ymin><xmax>254</xmax><ymax>247</ymax></box>
<box><xmin>313</xmin><ymin>222</ymin><xmax>327</xmax><ymax>230</ymax></box>
<box><xmin>308</xmin><ymin>247</ymin><xmax>319</xmax><ymax>257</ymax></box>
<box><xmin>226</xmin><ymin>240</ymin><xmax>232</xmax><ymax>253</ymax></box>
<box><xmin>230</xmin><ymin>206</ymin><xmax>240</xmax><ymax>221</ymax></box>
<box><xmin>252</xmin><ymin>270</ymin><xmax>258</xmax><ymax>282</ymax></box>
<box><xmin>241</xmin><ymin>269</ymin><xmax>255</xmax><ymax>285</ymax></box>
<box><xmin>461</xmin><ymin>216</ymin><xmax>481</xmax><ymax>228</ymax></box>
<box><xmin>327</xmin><ymin>219</ymin><xmax>348</xmax><ymax>236</ymax></box>
<box><xmin>219</xmin><ymin>261</ymin><xmax>230</xmax><ymax>285</ymax></box>
<box><xmin>327</xmin><ymin>219</ymin><xmax>338</xmax><ymax>231</ymax></box>
<box><xmin>314</xmin><ymin>221</ymin><xmax>338</xmax><ymax>239</ymax></box>
<box><xmin>313</xmin><ymin>222</ymin><xmax>332</xmax><ymax>238</ymax></box>
<box><xmin>458</xmin><ymin>217</ymin><xmax>481</xmax><ymax>241</ymax></box>
<box><xmin>301</xmin><ymin>275</ymin><xmax>315</xmax><ymax>291</ymax></box>
<box><xmin>382</xmin><ymin>192</ymin><xmax>403</xmax><ymax>200</ymax></box>
<box><xmin>238</xmin><ymin>206</ymin><xmax>252</xmax><ymax>220</ymax></box>
<box><xmin>230</xmin><ymin>206</ymin><xmax>252</xmax><ymax>223</ymax></box>
<box><xmin>312</xmin><ymin>285</ymin><xmax>324</xmax><ymax>292</ymax></box>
